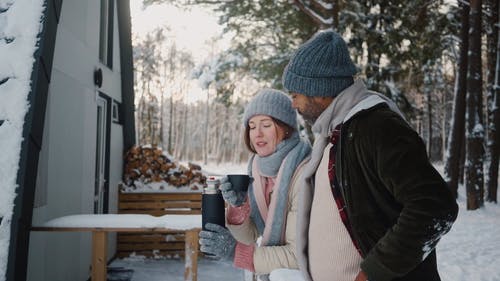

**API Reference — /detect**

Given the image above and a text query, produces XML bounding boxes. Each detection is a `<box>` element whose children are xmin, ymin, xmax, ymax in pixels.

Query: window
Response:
<box><xmin>112</xmin><ymin>100</ymin><xmax>121</xmax><ymax>124</ymax></box>
<box><xmin>99</xmin><ymin>0</ymin><xmax>114</xmax><ymax>68</ymax></box>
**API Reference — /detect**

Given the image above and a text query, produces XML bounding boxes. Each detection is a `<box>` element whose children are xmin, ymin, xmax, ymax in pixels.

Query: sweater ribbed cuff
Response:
<box><xmin>227</xmin><ymin>201</ymin><xmax>250</xmax><ymax>225</ymax></box>
<box><xmin>233</xmin><ymin>242</ymin><xmax>255</xmax><ymax>272</ymax></box>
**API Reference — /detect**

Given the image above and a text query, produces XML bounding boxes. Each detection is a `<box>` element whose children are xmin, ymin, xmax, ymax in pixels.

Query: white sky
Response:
<box><xmin>129</xmin><ymin>1</ymin><xmax>233</xmax><ymax>103</ymax></box>
<box><xmin>129</xmin><ymin>1</ymin><xmax>228</xmax><ymax>63</ymax></box>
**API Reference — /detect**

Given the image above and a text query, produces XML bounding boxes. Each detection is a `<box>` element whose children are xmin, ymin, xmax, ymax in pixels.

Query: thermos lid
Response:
<box><xmin>204</xmin><ymin>176</ymin><xmax>220</xmax><ymax>194</ymax></box>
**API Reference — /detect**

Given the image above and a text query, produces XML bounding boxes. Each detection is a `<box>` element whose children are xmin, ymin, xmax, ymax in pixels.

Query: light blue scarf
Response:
<box><xmin>247</xmin><ymin>132</ymin><xmax>311</xmax><ymax>245</ymax></box>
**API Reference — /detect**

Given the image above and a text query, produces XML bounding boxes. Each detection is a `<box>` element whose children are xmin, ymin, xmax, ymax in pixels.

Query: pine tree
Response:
<box><xmin>486</xmin><ymin>0</ymin><xmax>500</xmax><ymax>203</ymax></box>
<box><xmin>445</xmin><ymin>1</ymin><xmax>469</xmax><ymax>198</ymax></box>
<box><xmin>465</xmin><ymin>0</ymin><xmax>485</xmax><ymax>210</ymax></box>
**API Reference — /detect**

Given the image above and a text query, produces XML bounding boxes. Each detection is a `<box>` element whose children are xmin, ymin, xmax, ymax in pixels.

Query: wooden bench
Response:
<box><xmin>117</xmin><ymin>192</ymin><xmax>202</xmax><ymax>258</ymax></box>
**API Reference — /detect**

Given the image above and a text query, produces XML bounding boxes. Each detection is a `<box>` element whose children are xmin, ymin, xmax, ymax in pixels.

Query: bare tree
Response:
<box><xmin>134</xmin><ymin>30</ymin><xmax>163</xmax><ymax>146</ymax></box>
<box><xmin>164</xmin><ymin>44</ymin><xmax>177</xmax><ymax>154</ymax></box>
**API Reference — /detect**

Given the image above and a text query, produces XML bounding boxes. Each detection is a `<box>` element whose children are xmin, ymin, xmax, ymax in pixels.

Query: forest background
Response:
<box><xmin>131</xmin><ymin>0</ymin><xmax>499</xmax><ymax>211</ymax></box>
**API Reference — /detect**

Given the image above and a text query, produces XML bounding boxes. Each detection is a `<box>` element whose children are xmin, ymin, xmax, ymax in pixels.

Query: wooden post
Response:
<box><xmin>92</xmin><ymin>231</ymin><xmax>107</xmax><ymax>281</ymax></box>
<box><xmin>184</xmin><ymin>230</ymin><xmax>199</xmax><ymax>281</ymax></box>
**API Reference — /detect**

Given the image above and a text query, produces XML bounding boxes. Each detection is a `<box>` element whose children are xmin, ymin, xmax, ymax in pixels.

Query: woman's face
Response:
<box><xmin>248</xmin><ymin>115</ymin><xmax>286</xmax><ymax>157</ymax></box>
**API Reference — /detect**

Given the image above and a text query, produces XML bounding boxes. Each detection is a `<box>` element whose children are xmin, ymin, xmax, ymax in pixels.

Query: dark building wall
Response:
<box><xmin>7</xmin><ymin>1</ymin><xmax>62</xmax><ymax>281</ymax></box>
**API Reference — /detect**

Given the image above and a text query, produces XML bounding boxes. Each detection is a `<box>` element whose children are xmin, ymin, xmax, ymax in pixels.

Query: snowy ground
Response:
<box><xmin>436</xmin><ymin>194</ymin><xmax>500</xmax><ymax>281</ymax></box>
<box><xmin>109</xmin><ymin>163</ymin><xmax>500</xmax><ymax>281</ymax></box>
<box><xmin>110</xmin><ymin>255</ymin><xmax>244</xmax><ymax>281</ymax></box>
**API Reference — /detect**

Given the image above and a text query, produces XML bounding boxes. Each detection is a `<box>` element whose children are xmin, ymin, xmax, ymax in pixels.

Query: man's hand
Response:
<box><xmin>354</xmin><ymin>270</ymin><xmax>368</xmax><ymax>281</ymax></box>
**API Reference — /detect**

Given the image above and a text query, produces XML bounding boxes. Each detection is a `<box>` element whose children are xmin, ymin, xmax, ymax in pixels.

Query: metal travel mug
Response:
<box><xmin>227</xmin><ymin>174</ymin><xmax>250</xmax><ymax>192</ymax></box>
<box><xmin>201</xmin><ymin>176</ymin><xmax>225</xmax><ymax>231</ymax></box>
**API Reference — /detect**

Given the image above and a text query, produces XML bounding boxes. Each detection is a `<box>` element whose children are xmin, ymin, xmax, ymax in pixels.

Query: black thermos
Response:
<box><xmin>202</xmin><ymin>176</ymin><xmax>225</xmax><ymax>230</ymax></box>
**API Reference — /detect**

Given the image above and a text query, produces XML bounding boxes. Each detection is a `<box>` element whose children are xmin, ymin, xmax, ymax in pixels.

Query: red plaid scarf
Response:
<box><xmin>328</xmin><ymin>125</ymin><xmax>362</xmax><ymax>254</ymax></box>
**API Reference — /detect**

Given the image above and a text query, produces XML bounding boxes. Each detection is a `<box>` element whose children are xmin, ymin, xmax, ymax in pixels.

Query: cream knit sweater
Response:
<box><xmin>308</xmin><ymin>143</ymin><xmax>362</xmax><ymax>281</ymax></box>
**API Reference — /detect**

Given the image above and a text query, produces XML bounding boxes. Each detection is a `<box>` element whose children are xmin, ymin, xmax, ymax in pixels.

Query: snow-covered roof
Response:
<box><xmin>0</xmin><ymin>0</ymin><xmax>46</xmax><ymax>280</ymax></box>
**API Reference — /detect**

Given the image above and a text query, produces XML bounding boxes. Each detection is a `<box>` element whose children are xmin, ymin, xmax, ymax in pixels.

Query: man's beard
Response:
<box><xmin>298</xmin><ymin>99</ymin><xmax>326</xmax><ymax>125</ymax></box>
<box><xmin>299</xmin><ymin>110</ymin><xmax>317</xmax><ymax>126</ymax></box>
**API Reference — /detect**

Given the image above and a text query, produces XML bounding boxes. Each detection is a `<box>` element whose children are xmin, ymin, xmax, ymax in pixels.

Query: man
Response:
<box><xmin>282</xmin><ymin>30</ymin><xmax>458</xmax><ymax>281</ymax></box>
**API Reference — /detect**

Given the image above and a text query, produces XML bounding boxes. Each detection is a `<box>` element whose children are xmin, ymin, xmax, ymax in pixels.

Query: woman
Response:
<box><xmin>199</xmin><ymin>89</ymin><xmax>311</xmax><ymax>280</ymax></box>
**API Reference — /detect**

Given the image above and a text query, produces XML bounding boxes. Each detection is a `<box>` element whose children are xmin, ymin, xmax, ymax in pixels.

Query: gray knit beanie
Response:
<box><xmin>282</xmin><ymin>30</ymin><xmax>357</xmax><ymax>97</ymax></box>
<box><xmin>243</xmin><ymin>89</ymin><xmax>297</xmax><ymax>129</ymax></box>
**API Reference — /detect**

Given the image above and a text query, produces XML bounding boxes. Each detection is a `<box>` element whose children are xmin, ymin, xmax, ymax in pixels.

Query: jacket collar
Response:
<box><xmin>312</xmin><ymin>80</ymin><xmax>372</xmax><ymax>138</ymax></box>
<box><xmin>312</xmin><ymin>80</ymin><xmax>405</xmax><ymax>138</ymax></box>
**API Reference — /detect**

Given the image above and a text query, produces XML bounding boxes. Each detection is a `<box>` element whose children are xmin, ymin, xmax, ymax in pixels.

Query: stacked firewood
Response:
<box><xmin>123</xmin><ymin>146</ymin><xmax>206</xmax><ymax>190</ymax></box>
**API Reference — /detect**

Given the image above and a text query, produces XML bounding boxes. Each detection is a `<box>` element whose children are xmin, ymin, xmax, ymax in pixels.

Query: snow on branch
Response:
<box><xmin>0</xmin><ymin>77</ymin><xmax>10</xmax><ymax>86</ymax></box>
<box><xmin>292</xmin><ymin>0</ymin><xmax>333</xmax><ymax>27</ymax></box>
<box><xmin>192</xmin><ymin>52</ymin><xmax>242</xmax><ymax>90</ymax></box>
<box><xmin>1</xmin><ymin>36</ymin><xmax>14</xmax><ymax>43</ymax></box>
<box><xmin>0</xmin><ymin>1</ymin><xmax>13</xmax><ymax>13</ymax></box>
<box><xmin>311</xmin><ymin>0</ymin><xmax>333</xmax><ymax>11</ymax></box>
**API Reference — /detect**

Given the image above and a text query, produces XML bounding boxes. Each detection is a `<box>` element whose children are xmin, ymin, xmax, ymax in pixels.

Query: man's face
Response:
<box><xmin>290</xmin><ymin>93</ymin><xmax>334</xmax><ymax>125</ymax></box>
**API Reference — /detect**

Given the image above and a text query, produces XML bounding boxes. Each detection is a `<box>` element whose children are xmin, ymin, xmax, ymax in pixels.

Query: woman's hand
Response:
<box><xmin>220</xmin><ymin>176</ymin><xmax>247</xmax><ymax>207</ymax></box>
<box><xmin>199</xmin><ymin>223</ymin><xmax>237</xmax><ymax>260</ymax></box>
